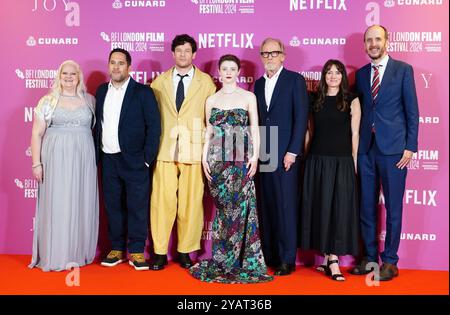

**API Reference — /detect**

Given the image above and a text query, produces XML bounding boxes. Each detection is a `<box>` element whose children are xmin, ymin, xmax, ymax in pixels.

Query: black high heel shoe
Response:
<box><xmin>326</xmin><ymin>259</ymin><xmax>346</xmax><ymax>281</ymax></box>
<box><xmin>316</xmin><ymin>254</ymin><xmax>329</xmax><ymax>273</ymax></box>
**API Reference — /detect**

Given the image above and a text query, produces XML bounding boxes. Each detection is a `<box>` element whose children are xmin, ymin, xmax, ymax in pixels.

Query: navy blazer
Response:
<box><xmin>94</xmin><ymin>77</ymin><xmax>161</xmax><ymax>167</ymax></box>
<box><xmin>356</xmin><ymin>57</ymin><xmax>419</xmax><ymax>155</ymax></box>
<box><xmin>254</xmin><ymin>68</ymin><xmax>309</xmax><ymax>167</ymax></box>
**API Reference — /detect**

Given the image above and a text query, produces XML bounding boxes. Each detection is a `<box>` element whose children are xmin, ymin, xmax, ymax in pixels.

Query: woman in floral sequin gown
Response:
<box><xmin>189</xmin><ymin>55</ymin><xmax>273</xmax><ymax>283</ymax></box>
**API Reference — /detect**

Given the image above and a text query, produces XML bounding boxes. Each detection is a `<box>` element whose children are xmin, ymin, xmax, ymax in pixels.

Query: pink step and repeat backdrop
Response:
<box><xmin>0</xmin><ymin>0</ymin><xmax>448</xmax><ymax>271</ymax></box>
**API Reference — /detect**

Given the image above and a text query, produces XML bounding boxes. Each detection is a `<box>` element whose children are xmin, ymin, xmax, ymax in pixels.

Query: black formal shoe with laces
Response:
<box><xmin>150</xmin><ymin>254</ymin><xmax>168</xmax><ymax>271</ymax></box>
<box><xmin>274</xmin><ymin>263</ymin><xmax>295</xmax><ymax>276</ymax></box>
<box><xmin>326</xmin><ymin>259</ymin><xmax>345</xmax><ymax>281</ymax></box>
<box><xmin>178</xmin><ymin>252</ymin><xmax>193</xmax><ymax>269</ymax></box>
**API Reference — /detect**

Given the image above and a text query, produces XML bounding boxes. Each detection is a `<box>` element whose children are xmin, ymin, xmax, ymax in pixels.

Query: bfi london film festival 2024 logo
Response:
<box><xmin>191</xmin><ymin>0</ymin><xmax>256</xmax><ymax>15</ymax></box>
<box><xmin>15</xmin><ymin>68</ymin><xmax>57</xmax><ymax>89</ymax></box>
<box><xmin>100</xmin><ymin>31</ymin><xmax>165</xmax><ymax>53</ymax></box>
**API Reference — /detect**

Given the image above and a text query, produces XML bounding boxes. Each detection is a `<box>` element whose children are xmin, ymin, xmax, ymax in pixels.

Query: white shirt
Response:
<box><xmin>172</xmin><ymin>66</ymin><xmax>195</xmax><ymax>101</ymax></box>
<box><xmin>101</xmin><ymin>76</ymin><xmax>130</xmax><ymax>153</ymax></box>
<box><xmin>263</xmin><ymin>66</ymin><xmax>296</xmax><ymax>158</ymax></box>
<box><xmin>371</xmin><ymin>54</ymin><xmax>389</xmax><ymax>85</ymax></box>
<box><xmin>263</xmin><ymin>66</ymin><xmax>283</xmax><ymax>110</ymax></box>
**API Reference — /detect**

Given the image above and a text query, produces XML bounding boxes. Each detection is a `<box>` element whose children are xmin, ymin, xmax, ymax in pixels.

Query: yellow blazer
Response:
<box><xmin>151</xmin><ymin>66</ymin><xmax>216</xmax><ymax>164</ymax></box>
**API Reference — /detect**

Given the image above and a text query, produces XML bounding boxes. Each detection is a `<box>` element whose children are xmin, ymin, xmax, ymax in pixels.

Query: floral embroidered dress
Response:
<box><xmin>189</xmin><ymin>108</ymin><xmax>273</xmax><ymax>283</ymax></box>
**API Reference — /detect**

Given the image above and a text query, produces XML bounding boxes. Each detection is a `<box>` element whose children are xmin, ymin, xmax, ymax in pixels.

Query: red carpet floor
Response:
<box><xmin>0</xmin><ymin>255</ymin><xmax>448</xmax><ymax>295</ymax></box>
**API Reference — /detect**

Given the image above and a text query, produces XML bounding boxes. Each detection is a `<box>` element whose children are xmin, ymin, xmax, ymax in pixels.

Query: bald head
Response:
<box><xmin>364</xmin><ymin>25</ymin><xmax>388</xmax><ymax>42</ymax></box>
<box><xmin>364</xmin><ymin>25</ymin><xmax>389</xmax><ymax>63</ymax></box>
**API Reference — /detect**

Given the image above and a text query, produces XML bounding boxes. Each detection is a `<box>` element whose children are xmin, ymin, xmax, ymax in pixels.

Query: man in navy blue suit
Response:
<box><xmin>94</xmin><ymin>48</ymin><xmax>161</xmax><ymax>271</ymax></box>
<box><xmin>350</xmin><ymin>25</ymin><xmax>419</xmax><ymax>281</ymax></box>
<box><xmin>254</xmin><ymin>38</ymin><xmax>309</xmax><ymax>276</ymax></box>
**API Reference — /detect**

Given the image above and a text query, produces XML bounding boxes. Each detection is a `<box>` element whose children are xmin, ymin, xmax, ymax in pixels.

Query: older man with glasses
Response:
<box><xmin>254</xmin><ymin>38</ymin><xmax>309</xmax><ymax>276</ymax></box>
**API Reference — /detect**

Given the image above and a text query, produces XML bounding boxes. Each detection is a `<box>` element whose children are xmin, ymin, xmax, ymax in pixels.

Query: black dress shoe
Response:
<box><xmin>379</xmin><ymin>263</ymin><xmax>399</xmax><ymax>281</ymax></box>
<box><xmin>349</xmin><ymin>258</ymin><xmax>374</xmax><ymax>275</ymax></box>
<box><xmin>274</xmin><ymin>263</ymin><xmax>295</xmax><ymax>276</ymax></box>
<box><xmin>264</xmin><ymin>257</ymin><xmax>279</xmax><ymax>268</ymax></box>
<box><xmin>178</xmin><ymin>252</ymin><xmax>193</xmax><ymax>269</ymax></box>
<box><xmin>150</xmin><ymin>254</ymin><xmax>168</xmax><ymax>271</ymax></box>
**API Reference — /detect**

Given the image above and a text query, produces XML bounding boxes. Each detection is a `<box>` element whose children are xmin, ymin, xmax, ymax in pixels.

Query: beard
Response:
<box><xmin>111</xmin><ymin>73</ymin><xmax>127</xmax><ymax>84</ymax></box>
<box><xmin>367</xmin><ymin>46</ymin><xmax>386</xmax><ymax>60</ymax></box>
<box><xmin>264</xmin><ymin>63</ymin><xmax>280</xmax><ymax>73</ymax></box>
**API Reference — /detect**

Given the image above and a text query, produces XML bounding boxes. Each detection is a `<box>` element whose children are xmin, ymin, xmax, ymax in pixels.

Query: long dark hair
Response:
<box><xmin>313</xmin><ymin>59</ymin><xmax>350</xmax><ymax>112</ymax></box>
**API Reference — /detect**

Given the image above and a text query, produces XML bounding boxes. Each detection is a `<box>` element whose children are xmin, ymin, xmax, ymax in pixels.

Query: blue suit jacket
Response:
<box><xmin>94</xmin><ymin>77</ymin><xmax>161</xmax><ymax>167</ymax></box>
<box><xmin>356</xmin><ymin>57</ymin><xmax>419</xmax><ymax>155</ymax></box>
<box><xmin>254</xmin><ymin>68</ymin><xmax>309</xmax><ymax>167</ymax></box>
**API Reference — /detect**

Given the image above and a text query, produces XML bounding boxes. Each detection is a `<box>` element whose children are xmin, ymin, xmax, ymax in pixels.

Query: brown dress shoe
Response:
<box><xmin>379</xmin><ymin>263</ymin><xmax>399</xmax><ymax>281</ymax></box>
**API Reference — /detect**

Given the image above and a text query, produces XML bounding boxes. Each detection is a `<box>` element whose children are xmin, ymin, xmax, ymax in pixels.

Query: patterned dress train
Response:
<box><xmin>189</xmin><ymin>108</ymin><xmax>273</xmax><ymax>284</ymax></box>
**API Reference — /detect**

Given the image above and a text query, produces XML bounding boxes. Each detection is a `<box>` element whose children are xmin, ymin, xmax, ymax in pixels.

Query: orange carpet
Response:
<box><xmin>0</xmin><ymin>255</ymin><xmax>448</xmax><ymax>295</ymax></box>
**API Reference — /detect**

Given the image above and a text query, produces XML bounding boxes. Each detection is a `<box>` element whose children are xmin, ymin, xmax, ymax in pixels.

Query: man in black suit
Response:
<box><xmin>94</xmin><ymin>48</ymin><xmax>161</xmax><ymax>270</ymax></box>
<box><xmin>254</xmin><ymin>38</ymin><xmax>309</xmax><ymax>276</ymax></box>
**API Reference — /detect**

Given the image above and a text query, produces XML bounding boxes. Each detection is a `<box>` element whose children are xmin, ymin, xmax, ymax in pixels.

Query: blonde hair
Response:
<box><xmin>50</xmin><ymin>60</ymin><xmax>87</xmax><ymax>99</ymax></box>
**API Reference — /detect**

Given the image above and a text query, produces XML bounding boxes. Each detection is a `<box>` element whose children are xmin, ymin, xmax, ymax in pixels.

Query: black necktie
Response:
<box><xmin>176</xmin><ymin>74</ymin><xmax>188</xmax><ymax>112</ymax></box>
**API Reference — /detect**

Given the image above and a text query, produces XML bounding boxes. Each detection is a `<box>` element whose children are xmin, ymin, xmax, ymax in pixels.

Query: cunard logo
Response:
<box><xmin>289</xmin><ymin>36</ymin><xmax>300</xmax><ymax>47</ymax></box>
<box><xmin>112</xmin><ymin>0</ymin><xmax>123</xmax><ymax>9</ymax></box>
<box><xmin>26</xmin><ymin>36</ymin><xmax>37</xmax><ymax>47</ymax></box>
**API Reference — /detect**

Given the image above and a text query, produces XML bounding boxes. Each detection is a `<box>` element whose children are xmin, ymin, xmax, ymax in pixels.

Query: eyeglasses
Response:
<box><xmin>260</xmin><ymin>51</ymin><xmax>283</xmax><ymax>58</ymax></box>
<box><xmin>260</xmin><ymin>50</ymin><xmax>283</xmax><ymax>58</ymax></box>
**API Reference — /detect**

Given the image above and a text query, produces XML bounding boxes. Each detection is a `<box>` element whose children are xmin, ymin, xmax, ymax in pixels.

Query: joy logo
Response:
<box><xmin>112</xmin><ymin>0</ymin><xmax>123</xmax><ymax>9</ymax></box>
<box><xmin>32</xmin><ymin>0</ymin><xmax>80</xmax><ymax>27</ymax></box>
<box><xmin>26</xmin><ymin>36</ymin><xmax>37</xmax><ymax>47</ymax></box>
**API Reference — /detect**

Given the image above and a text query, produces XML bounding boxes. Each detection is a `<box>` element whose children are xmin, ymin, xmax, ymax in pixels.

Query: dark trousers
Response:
<box><xmin>259</xmin><ymin>162</ymin><xmax>299</xmax><ymax>265</ymax></box>
<box><xmin>358</xmin><ymin>137</ymin><xmax>407</xmax><ymax>265</ymax></box>
<box><xmin>101</xmin><ymin>153</ymin><xmax>150</xmax><ymax>253</ymax></box>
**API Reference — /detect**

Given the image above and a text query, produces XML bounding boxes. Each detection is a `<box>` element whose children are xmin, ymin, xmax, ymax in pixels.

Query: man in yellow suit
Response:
<box><xmin>149</xmin><ymin>34</ymin><xmax>216</xmax><ymax>270</ymax></box>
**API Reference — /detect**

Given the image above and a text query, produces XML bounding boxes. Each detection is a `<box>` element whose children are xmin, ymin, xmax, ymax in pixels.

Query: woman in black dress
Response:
<box><xmin>300</xmin><ymin>59</ymin><xmax>361</xmax><ymax>281</ymax></box>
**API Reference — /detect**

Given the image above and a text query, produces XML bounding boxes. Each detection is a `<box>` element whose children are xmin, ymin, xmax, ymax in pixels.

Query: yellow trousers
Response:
<box><xmin>150</xmin><ymin>161</ymin><xmax>204</xmax><ymax>254</ymax></box>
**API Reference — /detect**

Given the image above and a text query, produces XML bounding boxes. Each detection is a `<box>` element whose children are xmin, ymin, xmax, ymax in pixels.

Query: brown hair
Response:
<box><xmin>218</xmin><ymin>54</ymin><xmax>241</xmax><ymax>70</ymax></box>
<box><xmin>313</xmin><ymin>59</ymin><xmax>350</xmax><ymax>112</ymax></box>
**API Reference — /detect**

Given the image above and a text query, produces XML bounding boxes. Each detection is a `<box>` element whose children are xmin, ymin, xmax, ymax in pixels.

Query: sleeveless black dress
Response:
<box><xmin>300</xmin><ymin>94</ymin><xmax>360</xmax><ymax>255</ymax></box>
